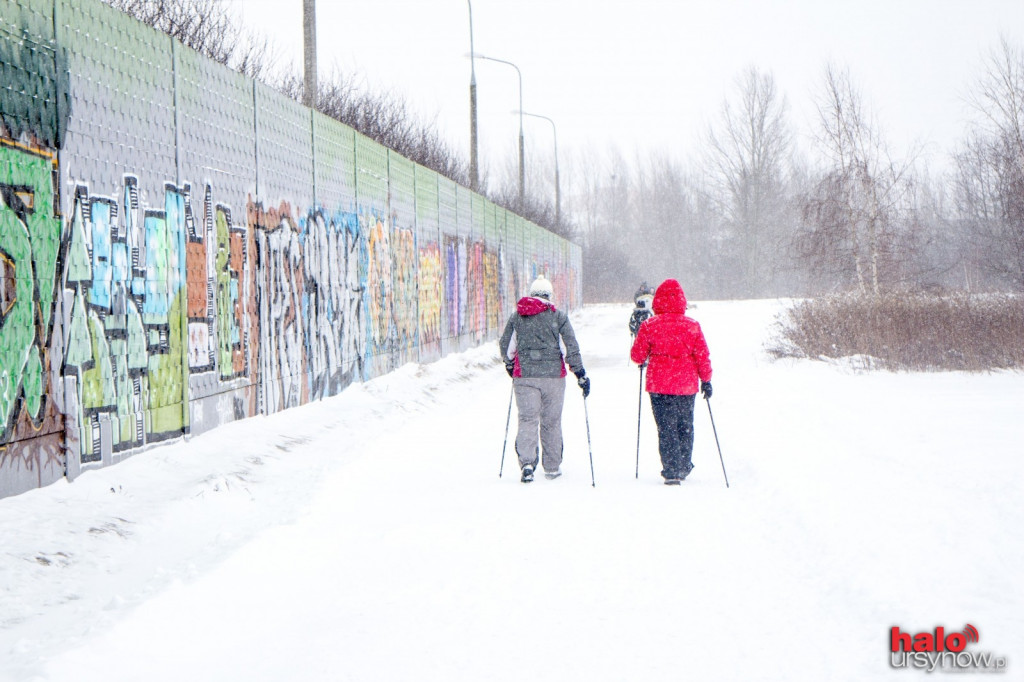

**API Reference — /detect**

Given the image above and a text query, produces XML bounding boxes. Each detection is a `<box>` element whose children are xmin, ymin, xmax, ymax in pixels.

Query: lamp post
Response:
<box><xmin>475</xmin><ymin>53</ymin><xmax>524</xmax><ymax>208</ymax></box>
<box><xmin>467</xmin><ymin>1</ymin><xmax>478</xmax><ymax>192</ymax></box>
<box><xmin>516</xmin><ymin>110</ymin><xmax>559</xmax><ymax>226</ymax></box>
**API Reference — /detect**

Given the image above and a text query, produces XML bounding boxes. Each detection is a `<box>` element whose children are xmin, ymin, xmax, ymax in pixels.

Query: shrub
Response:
<box><xmin>768</xmin><ymin>292</ymin><xmax>1024</xmax><ymax>371</ymax></box>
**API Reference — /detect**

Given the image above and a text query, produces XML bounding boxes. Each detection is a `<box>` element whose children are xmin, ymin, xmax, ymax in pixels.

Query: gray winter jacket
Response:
<box><xmin>499</xmin><ymin>296</ymin><xmax>584</xmax><ymax>378</ymax></box>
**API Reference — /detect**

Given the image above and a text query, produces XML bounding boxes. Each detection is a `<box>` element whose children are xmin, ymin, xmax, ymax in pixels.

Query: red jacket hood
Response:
<box><xmin>652</xmin><ymin>279</ymin><xmax>687</xmax><ymax>315</ymax></box>
<box><xmin>517</xmin><ymin>296</ymin><xmax>556</xmax><ymax>316</ymax></box>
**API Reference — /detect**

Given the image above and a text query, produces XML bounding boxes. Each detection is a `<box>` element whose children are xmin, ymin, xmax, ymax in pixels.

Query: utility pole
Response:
<box><xmin>467</xmin><ymin>0</ymin><xmax>479</xmax><ymax>191</ymax></box>
<box><xmin>303</xmin><ymin>0</ymin><xmax>317</xmax><ymax>108</ymax></box>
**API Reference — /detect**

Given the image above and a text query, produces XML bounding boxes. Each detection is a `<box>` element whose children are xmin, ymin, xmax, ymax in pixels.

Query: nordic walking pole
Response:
<box><xmin>499</xmin><ymin>384</ymin><xmax>514</xmax><ymax>478</ymax></box>
<box><xmin>705</xmin><ymin>396</ymin><xmax>730</xmax><ymax>488</ymax></box>
<box><xmin>635</xmin><ymin>365</ymin><xmax>644</xmax><ymax>479</ymax></box>
<box><xmin>583</xmin><ymin>396</ymin><xmax>596</xmax><ymax>487</ymax></box>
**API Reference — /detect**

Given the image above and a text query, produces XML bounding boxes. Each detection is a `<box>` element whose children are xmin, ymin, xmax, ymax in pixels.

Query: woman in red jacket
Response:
<box><xmin>629</xmin><ymin>279</ymin><xmax>713</xmax><ymax>485</ymax></box>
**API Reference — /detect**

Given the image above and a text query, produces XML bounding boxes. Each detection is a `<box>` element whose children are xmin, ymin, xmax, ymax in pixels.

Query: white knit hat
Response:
<box><xmin>529</xmin><ymin>275</ymin><xmax>553</xmax><ymax>299</ymax></box>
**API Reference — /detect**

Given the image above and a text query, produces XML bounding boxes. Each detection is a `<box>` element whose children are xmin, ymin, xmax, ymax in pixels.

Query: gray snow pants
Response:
<box><xmin>513</xmin><ymin>376</ymin><xmax>566</xmax><ymax>472</ymax></box>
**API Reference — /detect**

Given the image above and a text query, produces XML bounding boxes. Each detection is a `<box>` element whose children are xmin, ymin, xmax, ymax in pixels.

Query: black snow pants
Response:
<box><xmin>649</xmin><ymin>393</ymin><xmax>696</xmax><ymax>479</ymax></box>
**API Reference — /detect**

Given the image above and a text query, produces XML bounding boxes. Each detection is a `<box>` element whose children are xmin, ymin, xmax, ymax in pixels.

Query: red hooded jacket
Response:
<box><xmin>629</xmin><ymin>279</ymin><xmax>712</xmax><ymax>395</ymax></box>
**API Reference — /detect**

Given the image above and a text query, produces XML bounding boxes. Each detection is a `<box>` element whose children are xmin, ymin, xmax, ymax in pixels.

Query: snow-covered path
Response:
<box><xmin>2</xmin><ymin>301</ymin><xmax>1022</xmax><ymax>681</ymax></box>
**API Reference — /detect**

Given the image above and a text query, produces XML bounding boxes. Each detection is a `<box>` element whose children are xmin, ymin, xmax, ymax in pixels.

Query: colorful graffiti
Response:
<box><xmin>484</xmin><ymin>250</ymin><xmax>500</xmax><ymax>334</ymax></box>
<box><xmin>465</xmin><ymin>241</ymin><xmax>487</xmax><ymax>341</ymax></box>
<box><xmin>418</xmin><ymin>242</ymin><xmax>443</xmax><ymax>357</ymax></box>
<box><xmin>392</xmin><ymin>227</ymin><xmax>417</xmax><ymax>366</ymax></box>
<box><xmin>444</xmin><ymin>236</ymin><xmax>465</xmax><ymax>339</ymax></box>
<box><xmin>183</xmin><ymin>184</ymin><xmax>260</xmax><ymax>434</ymax></box>
<box><xmin>62</xmin><ymin>177</ymin><xmax>190</xmax><ymax>465</ymax></box>
<box><xmin>499</xmin><ymin>245</ymin><xmax>521</xmax><ymax>323</ymax></box>
<box><xmin>365</xmin><ymin>213</ymin><xmax>418</xmax><ymax>371</ymax></box>
<box><xmin>0</xmin><ymin>140</ymin><xmax>63</xmax><ymax>492</ymax></box>
<box><xmin>300</xmin><ymin>207</ymin><xmax>365</xmax><ymax>399</ymax></box>
<box><xmin>185</xmin><ymin>184</ymin><xmax>248</xmax><ymax>380</ymax></box>
<box><xmin>0</xmin><ymin>142</ymin><xmax>59</xmax><ymax>439</ymax></box>
<box><xmin>244</xmin><ymin>199</ymin><xmax>368</xmax><ymax>411</ymax></box>
<box><xmin>247</xmin><ymin>199</ymin><xmax>307</xmax><ymax>413</ymax></box>
<box><xmin>365</xmin><ymin>213</ymin><xmax>392</xmax><ymax>375</ymax></box>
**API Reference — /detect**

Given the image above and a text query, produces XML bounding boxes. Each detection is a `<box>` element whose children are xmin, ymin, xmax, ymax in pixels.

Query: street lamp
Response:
<box><xmin>516</xmin><ymin>110</ymin><xmax>560</xmax><ymax>226</ymax></box>
<box><xmin>473</xmin><ymin>52</ymin><xmax>524</xmax><ymax>208</ymax></box>
<box><xmin>466</xmin><ymin>1</ymin><xmax>478</xmax><ymax>192</ymax></box>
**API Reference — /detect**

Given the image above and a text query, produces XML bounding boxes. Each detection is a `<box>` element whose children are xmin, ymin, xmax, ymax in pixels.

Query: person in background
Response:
<box><xmin>629</xmin><ymin>278</ymin><xmax>712</xmax><ymax>485</ymax></box>
<box><xmin>499</xmin><ymin>276</ymin><xmax>590</xmax><ymax>483</ymax></box>
<box><xmin>628</xmin><ymin>282</ymin><xmax>655</xmax><ymax>338</ymax></box>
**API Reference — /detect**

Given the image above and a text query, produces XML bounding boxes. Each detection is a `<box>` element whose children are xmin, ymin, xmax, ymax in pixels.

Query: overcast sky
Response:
<box><xmin>228</xmin><ymin>0</ymin><xmax>1024</xmax><ymax>181</ymax></box>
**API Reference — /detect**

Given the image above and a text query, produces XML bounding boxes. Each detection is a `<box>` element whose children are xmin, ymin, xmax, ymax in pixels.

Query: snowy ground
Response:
<box><xmin>1</xmin><ymin>300</ymin><xmax>1022</xmax><ymax>682</ymax></box>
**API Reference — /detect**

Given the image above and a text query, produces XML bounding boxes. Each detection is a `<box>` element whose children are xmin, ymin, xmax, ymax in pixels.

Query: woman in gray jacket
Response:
<box><xmin>498</xmin><ymin>276</ymin><xmax>589</xmax><ymax>483</ymax></box>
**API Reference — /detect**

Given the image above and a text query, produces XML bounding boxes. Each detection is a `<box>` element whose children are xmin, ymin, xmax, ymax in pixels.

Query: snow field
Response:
<box><xmin>1</xmin><ymin>300</ymin><xmax>1021</xmax><ymax>681</ymax></box>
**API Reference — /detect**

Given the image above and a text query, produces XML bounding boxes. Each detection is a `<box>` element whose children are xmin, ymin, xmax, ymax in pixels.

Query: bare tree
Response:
<box><xmin>630</xmin><ymin>151</ymin><xmax>708</xmax><ymax>288</ymax></box>
<box><xmin>801</xmin><ymin>63</ymin><xmax>916</xmax><ymax>295</ymax></box>
<box><xmin>104</xmin><ymin>0</ymin><xmax>276</xmax><ymax>80</ymax></box>
<box><xmin>953</xmin><ymin>37</ymin><xmax>1024</xmax><ymax>290</ymax></box>
<box><xmin>968</xmin><ymin>37</ymin><xmax>1024</xmax><ymax>155</ymax></box>
<box><xmin>485</xmin><ymin>138</ymin><xmax>573</xmax><ymax>239</ymax></box>
<box><xmin>705</xmin><ymin>67</ymin><xmax>793</xmax><ymax>297</ymax></box>
<box><xmin>562</xmin><ymin>146</ymin><xmax>605</xmax><ymax>240</ymax></box>
<box><xmin>276</xmin><ymin>71</ymin><xmax>469</xmax><ymax>188</ymax></box>
<box><xmin>559</xmin><ymin>146</ymin><xmax>641</xmax><ymax>300</ymax></box>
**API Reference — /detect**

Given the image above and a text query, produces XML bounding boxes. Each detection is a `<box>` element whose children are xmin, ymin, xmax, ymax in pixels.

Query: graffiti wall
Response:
<box><xmin>0</xmin><ymin>0</ymin><xmax>581</xmax><ymax>499</ymax></box>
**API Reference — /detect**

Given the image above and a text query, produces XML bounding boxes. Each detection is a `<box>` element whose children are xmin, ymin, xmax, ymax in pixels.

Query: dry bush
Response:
<box><xmin>105</xmin><ymin>0</ymin><xmax>276</xmax><ymax>79</ymax></box>
<box><xmin>769</xmin><ymin>292</ymin><xmax>1024</xmax><ymax>371</ymax></box>
<box><xmin>275</xmin><ymin>73</ymin><xmax>470</xmax><ymax>188</ymax></box>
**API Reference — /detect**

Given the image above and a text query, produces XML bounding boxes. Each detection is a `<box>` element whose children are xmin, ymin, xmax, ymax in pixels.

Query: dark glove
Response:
<box><xmin>575</xmin><ymin>369</ymin><xmax>591</xmax><ymax>398</ymax></box>
<box><xmin>505</xmin><ymin>362</ymin><xmax>515</xmax><ymax>378</ymax></box>
<box><xmin>701</xmin><ymin>381</ymin><xmax>712</xmax><ymax>400</ymax></box>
